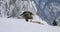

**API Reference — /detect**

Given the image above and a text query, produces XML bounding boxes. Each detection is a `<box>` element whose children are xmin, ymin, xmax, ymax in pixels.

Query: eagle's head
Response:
<box><xmin>20</xmin><ymin>11</ymin><xmax>33</xmax><ymax>21</ymax></box>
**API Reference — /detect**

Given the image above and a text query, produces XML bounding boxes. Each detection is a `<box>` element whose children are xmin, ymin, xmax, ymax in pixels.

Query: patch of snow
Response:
<box><xmin>0</xmin><ymin>18</ymin><xmax>60</xmax><ymax>32</ymax></box>
<box><xmin>32</xmin><ymin>15</ymin><xmax>48</xmax><ymax>25</ymax></box>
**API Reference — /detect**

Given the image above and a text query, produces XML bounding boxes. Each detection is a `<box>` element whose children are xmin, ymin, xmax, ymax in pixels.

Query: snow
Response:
<box><xmin>0</xmin><ymin>18</ymin><xmax>60</xmax><ymax>32</ymax></box>
<box><xmin>32</xmin><ymin>15</ymin><xmax>48</xmax><ymax>25</ymax></box>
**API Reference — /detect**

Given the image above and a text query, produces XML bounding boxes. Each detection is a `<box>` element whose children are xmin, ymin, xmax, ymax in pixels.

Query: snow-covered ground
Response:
<box><xmin>0</xmin><ymin>18</ymin><xmax>60</xmax><ymax>32</ymax></box>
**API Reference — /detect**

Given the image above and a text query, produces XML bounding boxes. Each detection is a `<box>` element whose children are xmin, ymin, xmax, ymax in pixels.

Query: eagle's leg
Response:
<box><xmin>26</xmin><ymin>19</ymin><xmax>28</xmax><ymax>22</ymax></box>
